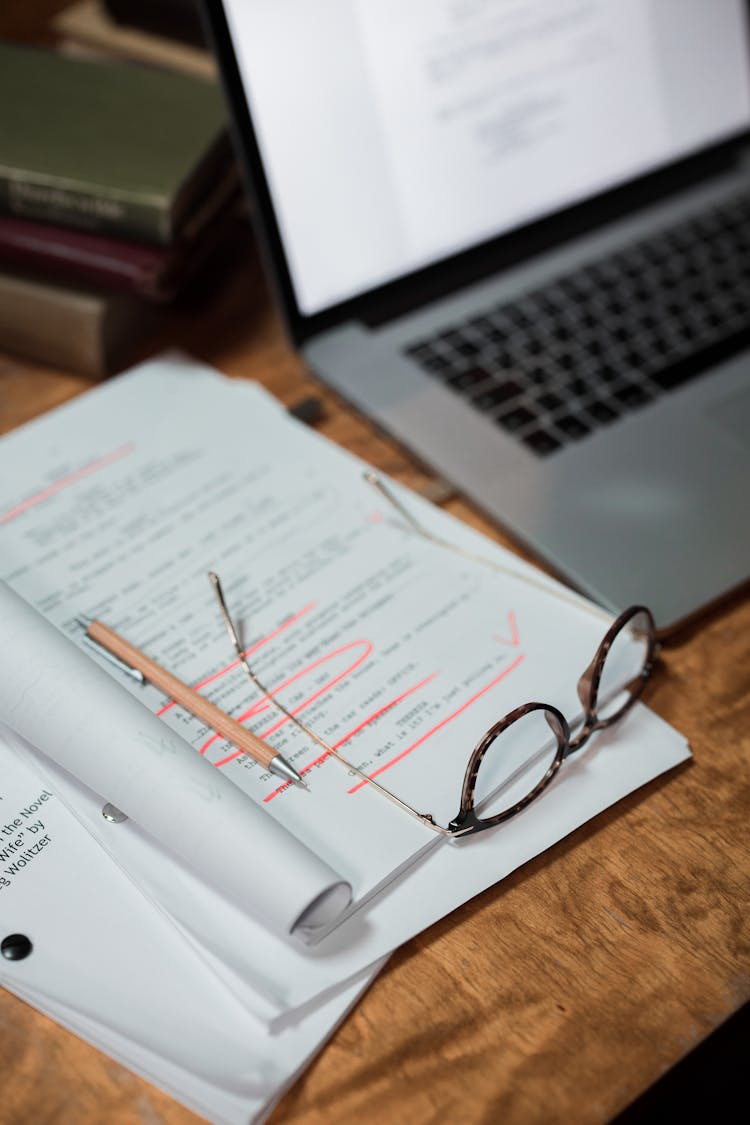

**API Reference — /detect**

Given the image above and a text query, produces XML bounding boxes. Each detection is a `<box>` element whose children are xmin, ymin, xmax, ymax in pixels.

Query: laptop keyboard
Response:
<box><xmin>403</xmin><ymin>190</ymin><xmax>750</xmax><ymax>456</ymax></box>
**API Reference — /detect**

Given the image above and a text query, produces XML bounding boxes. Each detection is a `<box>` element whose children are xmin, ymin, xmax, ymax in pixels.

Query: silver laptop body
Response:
<box><xmin>206</xmin><ymin>0</ymin><xmax>750</xmax><ymax>633</ymax></box>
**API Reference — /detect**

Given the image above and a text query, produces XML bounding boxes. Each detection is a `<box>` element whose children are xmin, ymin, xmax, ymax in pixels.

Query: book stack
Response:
<box><xmin>0</xmin><ymin>40</ymin><xmax>240</xmax><ymax>377</ymax></box>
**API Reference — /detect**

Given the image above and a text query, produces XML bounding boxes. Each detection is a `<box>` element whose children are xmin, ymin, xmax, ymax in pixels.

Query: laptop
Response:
<box><xmin>203</xmin><ymin>0</ymin><xmax>750</xmax><ymax>634</ymax></box>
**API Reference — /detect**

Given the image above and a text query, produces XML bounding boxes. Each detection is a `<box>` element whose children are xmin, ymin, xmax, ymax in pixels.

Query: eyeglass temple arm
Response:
<box><xmin>363</xmin><ymin>471</ymin><xmax>612</xmax><ymax>624</ymax></box>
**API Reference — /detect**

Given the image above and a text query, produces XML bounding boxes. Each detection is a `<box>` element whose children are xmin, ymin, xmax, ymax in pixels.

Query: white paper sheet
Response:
<box><xmin>10</xmin><ymin>968</ymin><xmax>381</xmax><ymax>1125</ymax></box>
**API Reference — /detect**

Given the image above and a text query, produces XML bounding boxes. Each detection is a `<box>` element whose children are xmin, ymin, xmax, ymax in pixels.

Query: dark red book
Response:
<box><xmin>0</xmin><ymin>200</ymin><xmax>242</xmax><ymax>302</ymax></box>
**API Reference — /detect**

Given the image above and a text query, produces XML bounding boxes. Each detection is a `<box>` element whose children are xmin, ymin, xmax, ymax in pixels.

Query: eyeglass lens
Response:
<box><xmin>471</xmin><ymin>706</ymin><xmax>564</xmax><ymax>822</ymax></box>
<box><xmin>593</xmin><ymin>608</ymin><xmax>653</xmax><ymax>722</ymax></box>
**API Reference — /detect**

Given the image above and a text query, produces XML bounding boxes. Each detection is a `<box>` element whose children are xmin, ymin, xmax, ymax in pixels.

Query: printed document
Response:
<box><xmin>0</xmin><ymin>360</ymin><xmax>615</xmax><ymax>928</ymax></box>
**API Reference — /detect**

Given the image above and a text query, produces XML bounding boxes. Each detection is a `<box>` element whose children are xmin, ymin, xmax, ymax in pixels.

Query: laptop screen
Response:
<box><xmin>222</xmin><ymin>0</ymin><xmax>750</xmax><ymax>318</ymax></box>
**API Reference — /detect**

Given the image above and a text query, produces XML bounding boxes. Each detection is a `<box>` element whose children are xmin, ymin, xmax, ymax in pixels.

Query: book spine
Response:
<box><xmin>0</xmin><ymin>273</ymin><xmax>155</xmax><ymax>378</ymax></box>
<box><xmin>0</xmin><ymin>172</ymin><xmax>170</xmax><ymax>246</ymax></box>
<box><xmin>0</xmin><ymin>217</ymin><xmax>170</xmax><ymax>300</ymax></box>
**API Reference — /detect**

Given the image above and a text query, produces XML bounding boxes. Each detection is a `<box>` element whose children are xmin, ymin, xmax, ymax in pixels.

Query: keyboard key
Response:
<box><xmin>613</xmin><ymin>383</ymin><xmax>653</xmax><ymax>409</ymax></box>
<box><xmin>650</xmin><ymin>336</ymin><xmax>673</xmax><ymax>357</ymax></box>
<box><xmin>526</xmin><ymin>338</ymin><xmax>545</xmax><ymax>356</ymax></box>
<box><xmin>447</xmin><ymin>366</ymin><xmax>491</xmax><ymax>390</ymax></box>
<box><xmin>471</xmin><ymin>381</ymin><xmax>524</xmax><ymax>410</ymax></box>
<box><xmin>586</xmin><ymin>400</ymin><xmax>619</xmax><ymax>424</ymax></box>
<box><xmin>526</xmin><ymin>365</ymin><xmax>553</xmax><ymax>386</ymax></box>
<box><xmin>483</xmin><ymin>324</ymin><xmax>511</xmax><ymax>343</ymax></box>
<box><xmin>510</xmin><ymin>303</ymin><xmax>535</xmax><ymax>327</ymax></box>
<box><xmin>522</xmin><ymin>429</ymin><xmax>563</xmax><ymax>456</ymax></box>
<box><xmin>606</xmin><ymin>296</ymin><xmax>628</xmax><ymax>316</ymax></box>
<box><xmin>622</xmin><ymin>349</ymin><xmax>645</xmax><ymax>368</ymax></box>
<box><xmin>467</xmin><ymin>316</ymin><xmax>495</xmax><ymax>334</ymax></box>
<box><xmin>497</xmin><ymin>406</ymin><xmax>536</xmax><ymax>432</ymax></box>
<box><xmin>420</xmin><ymin>353</ymin><xmax>452</xmax><ymax>373</ymax></box>
<box><xmin>537</xmin><ymin>392</ymin><xmax>565</xmax><ymax>412</ymax></box>
<box><xmin>453</xmin><ymin>338</ymin><xmax>482</xmax><ymax>357</ymax></box>
<box><xmin>595</xmin><ymin>364</ymin><xmax>621</xmax><ymax>383</ymax></box>
<box><xmin>555</xmin><ymin>414</ymin><xmax>591</xmax><ymax>439</ymax></box>
<box><xmin>439</xmin><ymin>330</ymin><xmax>465</xmax><ymax>348</ymax></box>
<box><xmin>404</xmin><ymin>342</ymin><xmax>432</xmax><ymax>360</ymax></box>
<box><xmin>551</xmin><ymin>323</ymin><xmax>573</xmax><ymax>343</ymax></box>
<box><xmin>566</xmin><ymin>376</ymin><xmax>592</xmax><ymax>397</ymax></box>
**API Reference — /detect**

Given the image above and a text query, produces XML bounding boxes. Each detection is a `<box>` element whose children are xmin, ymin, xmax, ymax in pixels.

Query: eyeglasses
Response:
<box><xmin>444</xmin><ymin>601</ymin><xmax>658</xmax><ymax>835</ymax></box>
<box><xmin>210</xmin><ymin>474</ymin><xmax>659</xmax><ymax>839</ymax></box>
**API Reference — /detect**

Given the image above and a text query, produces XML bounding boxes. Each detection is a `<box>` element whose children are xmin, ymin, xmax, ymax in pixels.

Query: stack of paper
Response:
<box><xmin>0</xmin><ymin>358</ymin><xmax>690</xmax><ymax>1123</ymax></box>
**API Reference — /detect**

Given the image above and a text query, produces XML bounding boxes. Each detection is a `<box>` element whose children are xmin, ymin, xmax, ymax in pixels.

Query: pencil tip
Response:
<box><xmin>269</xmin><ymin>755</ymin><xmax>306</xmax><ymax>788</ymax></box>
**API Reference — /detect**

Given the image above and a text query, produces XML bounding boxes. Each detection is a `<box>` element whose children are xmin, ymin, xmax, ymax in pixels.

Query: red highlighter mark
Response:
<box><xmin>262</xmin><ymin>671</ymin><xmax>438</xmax><ymax>802</ymax></box>
<box><xmin>494</xmin><ymin>610</ymin><xmax>520</xmax><ymax>647</ymax></box>
<box><xmin>156</xmin><ymin>602</ymin><xmax>316</xmax><ymax>717</ymax></box>
<box><xmin>206</xmin><ymin>638</ymin><xmax>374</xmax><ymax>767</ymax></box>
<box><xmin>347</xmin><ymin>652</ymin><xmax>526</xmax><ymax>793</ymax></box>
<box><xmin>258</xmin><ymin>639</ymin><xmax>374</xmax><ymax>740</ymax></box>
<box><xmin>0</xmin><ymin>442</ymin><xmax>135</xmax><ymax>526</ymax></box>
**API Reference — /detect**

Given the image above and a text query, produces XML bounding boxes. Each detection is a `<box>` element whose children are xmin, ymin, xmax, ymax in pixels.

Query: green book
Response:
<box><xmin>0</xmin><ymin>42</ymin><xmax>229</xmax><ymax>245</ymax></box>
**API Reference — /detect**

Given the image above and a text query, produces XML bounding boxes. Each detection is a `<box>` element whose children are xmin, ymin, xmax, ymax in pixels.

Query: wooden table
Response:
<box><xmin>1</xmin><ymin>227</ymin><xmax>749</xmax><ymax>1125</ymax></box>
<box><xmin>1</xmin><ymin>8</ymin><xmax>749</xmax><ymax>1123</ymax></box>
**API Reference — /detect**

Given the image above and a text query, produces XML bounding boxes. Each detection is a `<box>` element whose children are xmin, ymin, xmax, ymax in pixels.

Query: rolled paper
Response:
<box><xmin>0</xmin><ymin>581</ymin><xmax>352</xmax><ymax>938</ymax></box>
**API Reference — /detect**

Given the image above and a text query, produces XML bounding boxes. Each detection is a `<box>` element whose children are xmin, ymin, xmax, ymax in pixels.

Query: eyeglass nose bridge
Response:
<box><xmin>571</xmin><ymin>656</ymin><xmax>604</xmax><ymax>751</ymax></box>
<box><xmin>566</xmin><ymin>710</ymin><xmax>606</xmax><ymax>755</ymax></box>
<box><xmin>569</xmin><ymin>670</ymin><xmax>625</xmax><ymax>757</ymax></box>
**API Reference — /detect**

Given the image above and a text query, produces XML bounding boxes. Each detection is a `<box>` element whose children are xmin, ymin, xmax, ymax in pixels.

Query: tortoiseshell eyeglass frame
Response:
<box><xmin>447</xmin><ymin>603</ymin><xmax>659</xmax><ymax>836</ymax></box>
<box><xmin>210</xmin><ymin>475</ymin><xmax>660</xmax><ymax>840</ymax></box>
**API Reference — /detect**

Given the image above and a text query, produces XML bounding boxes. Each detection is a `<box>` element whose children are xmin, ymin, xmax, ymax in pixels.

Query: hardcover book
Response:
<box><xmin>0</xmin><ymin>42</ymin><xmax>229</xmax><ymax>245</ymax></box>
<box><xmin>0</xmin><ymin>269</ymin><xmax>157</xmax><ymax>377</ymax></box>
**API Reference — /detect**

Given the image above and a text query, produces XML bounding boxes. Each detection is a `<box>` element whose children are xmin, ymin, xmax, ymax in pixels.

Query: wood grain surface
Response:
<box><xmin>1</xmin><ymin>6</ymin><xmax>749</xmax><ymax>1123</ymax></box>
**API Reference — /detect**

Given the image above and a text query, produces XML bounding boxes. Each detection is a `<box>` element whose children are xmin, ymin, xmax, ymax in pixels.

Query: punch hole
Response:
<box><xmin>1</xmin><ymin>934</ymin><xmax>32</xmax><ymax>960</ymax></box>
